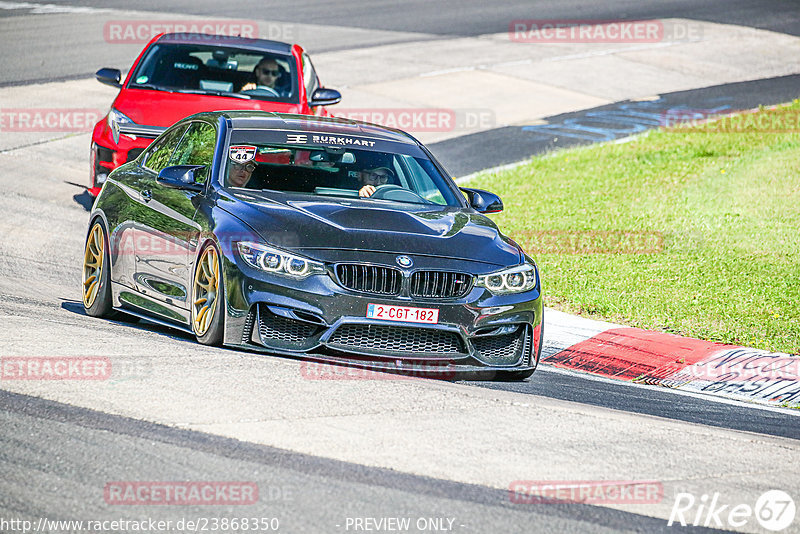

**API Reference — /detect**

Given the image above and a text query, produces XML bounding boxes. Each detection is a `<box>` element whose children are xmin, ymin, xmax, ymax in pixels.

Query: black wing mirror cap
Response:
<box><xmin>309</xmin><ymin>87</ymin><xmax>342</xmax><ymax>107</ymax></box>
<box><xmin>157</xmin><ymin>165</ymin><xmax>206</xmax><ymax>192</ymax></box>
<box><xmin>96</xmin><ymin>68</ymin><xmax>122</xmax><ymax>88</ymax></box>
<box><xmin>460</xmin><ymin>187</ymin><xmax>503</xmax><ymax>213</ymax></box>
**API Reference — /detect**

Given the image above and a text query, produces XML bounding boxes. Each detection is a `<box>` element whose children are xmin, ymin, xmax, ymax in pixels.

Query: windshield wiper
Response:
<box><xmin>174</xmin><ymin>89</ymin><xmax>251</xmax><ymax>99</ymax></box>
<box><xmin>130</xmin><ymin>83</ymin><xmax>177</xmax><ymax>93</ymax></box>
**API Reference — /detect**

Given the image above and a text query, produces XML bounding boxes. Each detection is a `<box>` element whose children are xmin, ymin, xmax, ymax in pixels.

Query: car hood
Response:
<box><xmin>112</xmin><ymin>88</ymin><xmax>302</xmax><ymax>126</ymax></box>
<box><xmin>220</xmin><ymin>191</ymin><xmax>522</xmax><ymax>267</ymax></box>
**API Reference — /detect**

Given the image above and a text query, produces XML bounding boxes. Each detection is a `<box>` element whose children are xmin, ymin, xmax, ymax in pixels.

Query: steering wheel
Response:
<box><xmin>369</xmin><ymin>184</ymin><xmax>429</xmax><ymax>203</ymax></box>
<box><xmin>241</xmin><ymin>86</ymin><xmax>279</xmax><ymax>97</ymax></box>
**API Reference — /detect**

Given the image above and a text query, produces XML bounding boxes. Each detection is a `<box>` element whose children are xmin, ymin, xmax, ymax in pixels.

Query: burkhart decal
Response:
<box><xmin>312</xmin><ymin>134</ymin><xmax>376</xmax><ymax>147</ymax></box>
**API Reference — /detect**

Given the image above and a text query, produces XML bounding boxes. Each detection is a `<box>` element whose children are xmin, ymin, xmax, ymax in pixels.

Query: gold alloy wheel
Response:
<box><xmin>82</xmin><ymin>223</ymin><xmax>104</xmax><ymax>308</ymax></box>
<box><xmin>193</xmin><ymin>246</ymin><xmax>220</xmax><ymax>336</ymax></box>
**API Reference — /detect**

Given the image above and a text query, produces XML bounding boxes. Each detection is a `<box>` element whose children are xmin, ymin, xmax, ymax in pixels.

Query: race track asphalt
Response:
<box><xmin>1</xmin><ymin>2</ymin><xmax>799</xmax><ymax>532</ymax></box>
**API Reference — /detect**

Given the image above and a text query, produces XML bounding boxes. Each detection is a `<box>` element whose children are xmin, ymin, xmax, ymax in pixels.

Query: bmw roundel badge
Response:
<box><xmin>396</xmin><ymin>255</ymin><xmax>413</xmax><ymax>268</ymax></box>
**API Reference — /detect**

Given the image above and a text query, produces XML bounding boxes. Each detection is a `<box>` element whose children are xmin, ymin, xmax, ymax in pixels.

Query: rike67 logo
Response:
<box><xmin>669</xmin><ymin>490</ymin><xmax>796</xmax><ymax>531</ymax></box>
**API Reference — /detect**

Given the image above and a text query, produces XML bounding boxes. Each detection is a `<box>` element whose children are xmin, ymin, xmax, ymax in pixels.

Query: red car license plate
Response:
<box><xmin>366</xmin><ymin>303</ymin><xmax>439</xmax><ymax>324</ymax></box>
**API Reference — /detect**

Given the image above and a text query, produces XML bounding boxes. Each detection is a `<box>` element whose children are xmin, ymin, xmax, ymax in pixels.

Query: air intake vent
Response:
<box><xmin>328</xmin><ymin>324</ymin><xmax>464</xmax><ymax>356</ymax></box>
<box><xmin>472</xmin><ymin>325</ymin><xmax>527</xmax><ymax>365</ymax></box>
<box><xmin>257</xmin><ymin>305</ymin><xmax>321</xmax><ymax>349</ymax></box>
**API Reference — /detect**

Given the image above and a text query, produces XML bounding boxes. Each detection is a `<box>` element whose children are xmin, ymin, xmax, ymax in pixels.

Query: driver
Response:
<box><xmin>240</xmin><ymin>57</ymin><xmax>282</xmax><ymax>95</ymax></box>
<box><xmin>227</xmin><ymin>161</ymin><xmax>256</xmax><ymax>188</ymax></box>
<box><xmin>358</xmin><ymin>167</ymin><xmax>395</xmax><ymax>197</ymax></box>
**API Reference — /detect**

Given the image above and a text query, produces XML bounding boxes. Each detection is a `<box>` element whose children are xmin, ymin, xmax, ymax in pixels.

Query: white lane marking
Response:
<box><xmin>537</xmin><ymin>40</ymin><xmax>697</xmax><ymax>63</ymax></box>
<box><xmin>538</xmin><ymin>364</ymin><xmax>800</xmax><ymax>417</ymax></box>
<box><xmin>419</xmin><ymin>66</ymin><xmax>476</xmax><ymax>78</ymax></box>
<box><xmin>0</xmin><ymin>1</ymin><xmax>109</xmax><ymax>14</ymax></box>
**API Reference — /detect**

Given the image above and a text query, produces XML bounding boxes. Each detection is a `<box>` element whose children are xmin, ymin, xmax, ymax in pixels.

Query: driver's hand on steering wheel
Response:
<box><xmin>359</xmin><ymin>185</ymin><xmax>376</xmax><ymax>197</ymax></box>
<box><xmin>240</xmin><ymin>83</ymin><xmax>280</xmax><ymax>96</ymax></box>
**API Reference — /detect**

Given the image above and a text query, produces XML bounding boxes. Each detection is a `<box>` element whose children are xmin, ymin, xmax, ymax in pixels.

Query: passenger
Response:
<box><xmin>240</xmin><ymin>57</ymin><xmax>283</xmax><ymax>95</ymax></box>
<box><xmin>358</xmin><ymin>167</ymin><xmax>395</xmax><ymax>197</ymax></box>
<box><xmin>227</xmin><ymin>161</ymin><xmax>256</xmax><ymax>188</ymax></box>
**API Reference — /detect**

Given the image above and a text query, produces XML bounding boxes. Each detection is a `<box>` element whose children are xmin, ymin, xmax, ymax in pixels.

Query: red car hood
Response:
<box><xmin>112</xmin><ymin>87</ymin><xmax>304</xmax><ymax>126</ymax></box>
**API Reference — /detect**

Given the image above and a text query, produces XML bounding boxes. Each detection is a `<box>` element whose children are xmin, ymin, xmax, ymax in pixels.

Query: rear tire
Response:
<box><xmin>82</xmin><ymin>220</ymin><xmax>116</xmax><ymax>318</ymax></box>
<box><xmin>191</xmin><ymin>242</ymin><xmax>225</xmax><ymax>346</ymax></box>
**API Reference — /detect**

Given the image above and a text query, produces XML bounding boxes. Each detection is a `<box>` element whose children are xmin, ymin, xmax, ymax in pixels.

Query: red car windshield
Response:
<box><xmin>128</xmin><ymin>43</ymin><xmax>298</xmax><ymax>103</ymax></box>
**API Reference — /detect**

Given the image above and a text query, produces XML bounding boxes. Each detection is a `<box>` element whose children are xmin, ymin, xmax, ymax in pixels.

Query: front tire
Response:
<box><xmin>192</xmin><ymin>242</ymin><xmax>224</xmax><ymax>346</ymax></box>
<box><xmin>82</xmin><ymin>220</ymin><xmax>115</xmax><ymax>318</ymax></box>
<box><xmin>497</xmin><ymin>368</ymin><xmax>535</xmax><ymax>381</ymax></box>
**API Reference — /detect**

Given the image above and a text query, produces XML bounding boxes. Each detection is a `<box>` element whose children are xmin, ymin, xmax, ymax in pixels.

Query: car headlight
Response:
<box><xmin>107</xmin><ymin>108</ymin><xmax>133</xmax><ymax>129</ymax></box>
<box><xmin>475</xmin><ymin>263</ymin><xmax>538</xmax><ymax>295</ymax></box>
<box><xmin>108</xmin><ymin>108</ymin><xmax>134</xmax><ymax>144</ymax></box>
<box><xmin>236</xmin><ymin>242</ymin><xmax>325</xmax><ymax>279</ymax></box>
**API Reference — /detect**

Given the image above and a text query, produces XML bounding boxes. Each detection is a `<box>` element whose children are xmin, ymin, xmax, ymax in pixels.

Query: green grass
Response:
<box><xmin>468</xmin><ymin>102</ymin><xmax>800</xmax><ymax>354</ymax></box>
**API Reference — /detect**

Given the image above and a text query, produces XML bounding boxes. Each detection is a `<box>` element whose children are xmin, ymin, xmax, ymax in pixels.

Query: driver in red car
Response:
<box><xmin>240</xmin><ymin>57</ymin><xmax>283</xmax><ymax>95</ymax></box>
<box><xmin>358</xmin><ymin>167</ymin><xmax>395</xmax><ymax>197</ymax></box>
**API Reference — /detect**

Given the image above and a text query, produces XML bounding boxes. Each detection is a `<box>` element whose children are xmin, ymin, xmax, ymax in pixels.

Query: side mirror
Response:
<box><xmin>309</xmin><ymin>87</ymin><xmax>342</xmax><ymax>107</ymax></box>
<box><xmin>157</xmin><ymin>165</ymin><xmax>205</xmax><ymax>192</ymax></box>
<box><xmin>96</xmin><ymin>68</ymin><xmax>122</xmax><ymax>88</ymax></box>
<box><xmin>460</xmin><ymin>187</ymin><xmax>503</xmax><ymax>213</ymax></box>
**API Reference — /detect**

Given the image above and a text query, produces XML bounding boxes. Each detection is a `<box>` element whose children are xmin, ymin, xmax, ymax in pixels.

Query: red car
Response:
<box><xmin>89</xmin><ymin>33</ymin><xmax>341</xmax><ymax>196</ymax></box>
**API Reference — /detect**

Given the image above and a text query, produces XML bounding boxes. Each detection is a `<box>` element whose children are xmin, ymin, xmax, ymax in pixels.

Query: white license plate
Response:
<box><xmin>366</xmin><ymin>303</ymin><xmax>439</xmax><ymax>324</ymax></box>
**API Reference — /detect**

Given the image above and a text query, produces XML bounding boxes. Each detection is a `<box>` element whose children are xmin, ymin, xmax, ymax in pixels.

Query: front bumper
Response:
<box><xmin>222</xmin><ymin>260</ymin><xmax>543</xmax><ymax>378</ymax></box>
<box><xmin>89</xmin><ymin>118</ymin><xmax>154</xmax><ymax>196</ymax></box>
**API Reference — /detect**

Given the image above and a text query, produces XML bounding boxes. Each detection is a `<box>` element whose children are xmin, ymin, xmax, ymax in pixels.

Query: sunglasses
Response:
<box><xmin>257</xmin><ymin>68</ymin><xmax>280</xmax><ymax>76</ymax></box>
<box><xmin>232</xmin><ymin>162</ymin><xmax>256</xmax><ymax>172</ymax></box>
<box><xmin>367</xmin><ymin>172</ymin><xmax>391</xmax><ymax>182</ymax></box>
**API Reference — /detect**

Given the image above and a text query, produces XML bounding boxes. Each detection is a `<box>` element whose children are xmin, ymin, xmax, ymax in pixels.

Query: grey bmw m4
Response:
<box><xmin>82</xmin><ymin>111</ymin><xmax>542</xmax><ymax>379</ymax></box>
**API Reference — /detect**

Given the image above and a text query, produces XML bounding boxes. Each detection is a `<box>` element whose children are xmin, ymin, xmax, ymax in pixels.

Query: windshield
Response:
<box><xmin>222</xmin><ymin>143</ymin><xmax>462</xmax><ymax>207</ymax></box>
<box><xmin>129</xmin><ymin>43</ymin><xmax>298</xmax><ymax>103</ymax></box>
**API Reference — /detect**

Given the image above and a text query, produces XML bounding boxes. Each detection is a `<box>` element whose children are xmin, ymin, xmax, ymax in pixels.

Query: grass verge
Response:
<box><xmin>469</xmin><ymin>101</ymin><xmax>800</xmax><ymax>354</ymax></box>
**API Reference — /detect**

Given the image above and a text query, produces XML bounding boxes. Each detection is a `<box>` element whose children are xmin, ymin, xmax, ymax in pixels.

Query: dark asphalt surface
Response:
<box><xmin>469</xmin><ymin>367</ymin><xmax>800</xmax><ymax>441</ymax></box>
<box><xmin>2</xmin><ymin>0</ymin><xmax>797</xmax><ymax>441</ymax></box>
<box><xmin>2</xmin><ymin>0</ymin><xmax>800</xmax><ymax>85</ymax></box>
<box><xmin>4</xmin><ymin>0</ymin><xmax>800</xmax><ymax>37</ymax></box>
<box><xmin>0</xmin><ymin>389</ymin><xmax>727</xmax><ymax>534</ymax></box>
<box><xmin>85</xmin><ymin>313</ymin><xmax>800</xmax><ymax>441</ymax></box>
<box><xmin>1</xmin><ymin>2</ymin><xmax>799</xmax><ymax>532</ymax></box>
